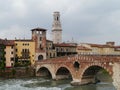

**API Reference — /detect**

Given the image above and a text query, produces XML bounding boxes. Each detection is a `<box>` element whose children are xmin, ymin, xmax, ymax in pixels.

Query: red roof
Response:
<box><xmin>54</xmin><ymin>43</ymin><xmax>76</xmax><ymax>47</ymax></box>
<box><xmin>15</xmin><ymin>39</ymin><xmax>33</xmax><ymax>42</ymax></box>
<box><xmin>47</xmin><ymin>40</ymin><xmax>53</xmax><ymax>42</ymax></box>
<box><xmin>77</xmin><ymin>46</ymin><xmax>92</xmax><ymax>50</ymax></box>
<box><xmin>114</xmin><ymin>46</ymin><xmax>120</xmax><ymax>51</ymax></box>
<box><xmin>4</xmin><ymin>40</ymin><xmax>14</xmax><ymax>46</ymax></box>
<box><xmin>85</xmin><ymin>43</ymin><xmax>114</xmax><ymax>48</ymax></box>
<box><xmin>0</xmin><ymin>39</ymin><xmax>14</xmax><ymax>46</ymax></box>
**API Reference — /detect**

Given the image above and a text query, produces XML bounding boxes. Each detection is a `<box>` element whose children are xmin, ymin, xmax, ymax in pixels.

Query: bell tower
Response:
<box><xmin>31</xmin><ymin>28</ymin><xmax>46</xmax><ymax>60</ymax></box>
<box><xmin>52</xmin><ymin>11</ymin><xmax>62</xmax><ymax>44</ymax></box>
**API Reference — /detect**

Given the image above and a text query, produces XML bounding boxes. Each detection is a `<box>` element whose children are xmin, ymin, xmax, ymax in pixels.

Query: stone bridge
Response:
<box><xmin>35</xmin><ymin>54</ymin><xmax>120</xmax><ymax>90</ymax></box>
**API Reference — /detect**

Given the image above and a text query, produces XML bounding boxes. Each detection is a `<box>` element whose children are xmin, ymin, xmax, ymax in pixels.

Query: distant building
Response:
<box><xmin>4</xmin><ymin>40</ymin><xmax>15</xmax><ymax>68</ymax></box>
<box><xmin>0</xmin><ymin>39</ymin><xmax>6</xmax><ymax>68</ymax></box>
<box><xmin>77</xmin><ymin>45</ymin><xmax>92</xmax><ymax>54</ymax></box>
<box><xmin>54</xmin><ymin>43</ymin><xmax>77</xmax><ymax>57</ymax></box>
<box><xmin>77</xmin><ymin>42</ymin><xmax>120</xmax><ymax>55</ymax></box>
<box><xmin>52</xmin><ymin>12</ymin><xmax>62</xmax><ymax>44</ymax></box>
<box><xmin>46</xmin><ymin>40</ymin><xmax>56</xmax><ymax>59</ymax></box>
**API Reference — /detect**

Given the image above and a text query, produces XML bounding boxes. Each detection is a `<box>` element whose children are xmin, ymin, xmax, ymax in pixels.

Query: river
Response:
<box><xmin>0</xmin><ymin>77</ymin><xmax>116</xmax><ymax>90</ymax></box>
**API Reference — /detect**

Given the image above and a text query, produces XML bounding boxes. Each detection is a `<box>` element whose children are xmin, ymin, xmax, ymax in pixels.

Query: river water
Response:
<box><xmin>0</xmin><ymin>77</ymin><xmax>116</xmax><ymax>90</ymax></box>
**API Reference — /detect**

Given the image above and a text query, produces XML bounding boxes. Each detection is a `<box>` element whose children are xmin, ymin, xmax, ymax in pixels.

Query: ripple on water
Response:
<box><xmin>0</xmin><ymin>78</ymin><xmax>62</xmax><ymax>90</ymax></box>
<box><xmin>0</xmin><ymin>78</ymin><xmax>116</xmax><ymax>90</ymax></box>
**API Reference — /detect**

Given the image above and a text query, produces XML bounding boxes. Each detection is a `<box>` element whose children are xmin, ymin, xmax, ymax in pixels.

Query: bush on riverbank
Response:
<box><xmin>0</xmin><ymin>67</ymin><xmax>35</xmax><ymax>79</ymax></box>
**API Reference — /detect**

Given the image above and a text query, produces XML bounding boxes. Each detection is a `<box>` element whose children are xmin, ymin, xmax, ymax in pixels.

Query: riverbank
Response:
<box><xmin>0</xmin><ymin>67</ymin><xmax>35</xmax><ymax>79</ymax></box>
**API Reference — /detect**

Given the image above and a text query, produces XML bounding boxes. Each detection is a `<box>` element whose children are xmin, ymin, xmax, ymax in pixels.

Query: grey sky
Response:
<box><xmin>0</xmin><ymin>0</ymin><xmax>120</xmax><ymax>44</ymax></box>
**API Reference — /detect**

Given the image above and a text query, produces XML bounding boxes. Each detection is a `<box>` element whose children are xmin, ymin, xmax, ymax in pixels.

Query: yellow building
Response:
<box><xmin>15</xmin><ymin>39</ymin><xmax>35</xmax><ymax>65</ymax></box>
<box><xmin>77</xmin><ymin>45</ymin><xmax>92</xmax><ymax>54</ymax></box>
<box><xmin>4</xmin><ymin>40</ymin><xmax>15</xmax><ymax>68</ymax></box>
<box><xmin>78</xmin><ymin>42</ymin><xmax>118</xmax><ymax>55</ymax></box>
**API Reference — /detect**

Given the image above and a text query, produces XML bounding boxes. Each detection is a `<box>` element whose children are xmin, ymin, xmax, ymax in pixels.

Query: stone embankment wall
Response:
<box><xmin>0</xmin><ymin>67</ymin><xmax>35</xmax><ymax>78</ymax></box>
<box><xmin>113</xmin><ymin>63</ymin><xmax>120</xmax><ymax>90</ymax></box>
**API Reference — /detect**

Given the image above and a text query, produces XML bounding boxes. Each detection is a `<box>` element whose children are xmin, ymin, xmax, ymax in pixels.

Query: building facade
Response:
<box><xmin>4</xmin><ymin>40</ymin><xmax>15</xmax><ymax>68</ymax></box>
<box><xmin>77</xmin><ymin>42</ymin><xmax>120</xmax><ymax>55</ymax></box>
<box><xmin>46</xmin><ymin>40</ymin><xmax>56</xmax><ymax>59</ymax></box>
<box><xmin>15</xmin><ymin>40</ymin><xmax>35</xmax><ymax>65</ymax></box>
<box><xmin>54</xmin><ymin>43</ymin><xmax>77</xmax><ymax>57</ymax></box>
<box><xmin>31</xmin><ymin>28</ymin><xmax>47</xmax><ymax>61</ymax></box>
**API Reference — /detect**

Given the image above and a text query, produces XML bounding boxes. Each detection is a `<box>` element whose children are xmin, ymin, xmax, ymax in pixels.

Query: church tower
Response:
<box><xmin>52</xmin><ymin>12</ymin><xmax>62</xmax><ymax>44</ymax></box>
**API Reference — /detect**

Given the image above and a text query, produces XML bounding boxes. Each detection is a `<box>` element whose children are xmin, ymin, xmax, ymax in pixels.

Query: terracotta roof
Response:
<box><xmin>0</xmin><ymin>39</ymin><xmax>4</xmax><ymax>44</ymax></box>
<box><xmin>114</xmin><ymin>46</ymin><xmax>120</xmax><ymax>48</ymax></box>
<box><xmin>85</xmin><ymin>43</ymin><xmax>114</xmax><ymax>48</ymax></box>
<box><xmin>31</xmin><ymin>27</ymin><xmax>47</xmax><ymax>31</ymax></box>
<box><xmin>54</xmin><ymin>43</ymin><xmax>76</xmax><ymax>47</ymax></box>
<box><xmin>114</xmin><ymin>46</ymin><xmax>120</xmax><ymax>51</ymax></box>
<box><xmin>47</xmin><ymin>40</ymin><xmax>53</xmax><ymax>42</ymax></box>
<box><xmin>4</xmin><ymin>40</ymin><xmax>14</xmax><ymax>46</ymax></box>
<box><xmin>77</xmin><ymin>46</ymin><xmax>92</xmax><ymax>50</ymax></box>
<box><xmin>15</xmin><ymin>39</ymin><xmax>34</xmax><ymax>42</ymax></box>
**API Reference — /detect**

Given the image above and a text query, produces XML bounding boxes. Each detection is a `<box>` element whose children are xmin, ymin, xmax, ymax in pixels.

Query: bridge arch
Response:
<box><xmin>81</xmin><ymin>64</ymin><xmax>112</xmax><ymax>83</ymax></box>
<box><xmin>36</xmin><ymin>65</ymin><xmax>55</xmax><ymax>79</ymax></box>
<box><xmin>55</xmin><ymin>65</ymin><xmax>73</xmax><ymax>80</ymax></box>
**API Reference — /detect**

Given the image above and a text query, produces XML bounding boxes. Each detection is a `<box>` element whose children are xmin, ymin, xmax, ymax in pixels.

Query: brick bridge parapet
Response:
<box><xmin>35</xmin><ymin>54</ymin><xmax>120</xmax><ymax>88</ymax></box>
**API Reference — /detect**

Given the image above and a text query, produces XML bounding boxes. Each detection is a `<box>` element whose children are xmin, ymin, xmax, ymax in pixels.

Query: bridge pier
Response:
<box><xmin>71</xmin><ymin>76</ymin><xmax>98</xmax><ymax>86</ymax></box>
<box><xmin>113</xmin><ymin>63</ymin><xmax>120</xmax><ymax>90</ymax></box>
<box><xmin>71</xmin><ymin>79</ymin><xmax>81</xmax><ymax>86</ymax></box>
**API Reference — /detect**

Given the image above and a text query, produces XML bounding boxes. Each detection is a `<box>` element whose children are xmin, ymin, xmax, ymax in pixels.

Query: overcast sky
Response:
<box><xmin>0</xmin><ymin>0</ymin><xmax>120</xmax><ymax>44</ymax></box>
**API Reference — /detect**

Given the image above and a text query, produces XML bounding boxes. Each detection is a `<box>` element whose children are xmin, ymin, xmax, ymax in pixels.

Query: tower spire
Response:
<box><xmin>52</xmin><ymin>11</ymin><xmax>62</xmax><ymax>44</ymax></box>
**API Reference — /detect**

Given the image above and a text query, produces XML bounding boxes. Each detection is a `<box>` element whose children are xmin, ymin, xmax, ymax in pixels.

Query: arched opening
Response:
<box><xmin>56</xmin><ymin>67</ymin><xmax>72</xmax><ymax>80</ymax></box>
<box><xmin>81</xmin><ymin>65</ymin><xmax>112</xmax><ymax>84</ymax></box>
<box><xmin>37</xmin><ymin>67</ymin><xmax>52</xmax><ymax>79</ymax></box>
<box><xmin>74</xmin><ymin>61</ymin><xmax>80</xmax><ymax>70</ymax></box>
<box><xmin>38</xmin><ymin>55</ymin><xmax>43</xmax><ymax>60</ymax></box>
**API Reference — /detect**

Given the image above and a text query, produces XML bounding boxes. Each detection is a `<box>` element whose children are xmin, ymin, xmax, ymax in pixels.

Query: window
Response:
<box><xmin>36</xmin><ymin>31</ymin><xmax>39</xmax><ymax>34</ymax></box>
<box><xmin>11</xmin><ymin>57</ymin><xmax>14</xmax><ymax>61</ymax></box>
<box><xmin>40</xmin><ymin>44</ymin><xmax>43</xmax><ymax>50</ymax></box>
<box><xmin>22</xmin><ymin>49</ymin><xmax>24</xmax><ymax>52</ymax></box>
<box><xmin>11</xmin><ymin>46</ymin><xmax>13</xmax><ymax>49</ymax></box>
<box><xmin>46</xmin><ymin>53</ymin><xmax>48</xmax><ymax>56</ymax></box>
<box><xmin>53</xmin><ymin>53</ymin><xmax>55</xmax><ymax>57</ymax></box>
<box><xmin>11</xmin><ymin>63</ymin><xmax>14</xmax><ymax>66</ymax></box>
<box><xmin>40</xmin><ymin>31</ymin><xmax>42</xmax><ymax>34</ymax></box>
<box><xmin>50</xmin><ymin>53</ymin><xmax>52</xmax><ymax>57</ymax></box>
<box><xmin>57</xmin><ymin>16</ymin><xmax>59</xmax><ymax>21</ymax></box>
<box><xmin>66</xmin><ymin>49</ymin><xmax>68</xmax><ymax>52</ymax></box>
<box><xmin>56</xmin><ymin>48</ymin><xmax>59</xmax><ymax>52</ymax></box>
<box><xmin>40</xmin><ymin>37</ymin><xmax>42</xmax><ymax>41</ymax></box>
<box><xmin>16</xmin><ymin>49</ymin><xmax>18</xmax><ymax>52</ymax></box>
<box><xmin>38</xmin><ymin>55</ymin><xmax>43</xmax><ymax>60</ymax></box>
<box><xmin>11</xmin><ymin>51</ymin><xmax>13</xmax><ymax>54</ymax></box>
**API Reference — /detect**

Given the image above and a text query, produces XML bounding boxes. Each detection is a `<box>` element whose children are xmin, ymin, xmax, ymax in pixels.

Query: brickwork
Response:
<box><xmin>35</xmin><ymin>54</ymin><xmax>120</xmax><ymax>86</ymax></box>
<box><xmin>31</xmin><ymin>28</ymin><xmax>47</xmax><ymax>60</ymax></box>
